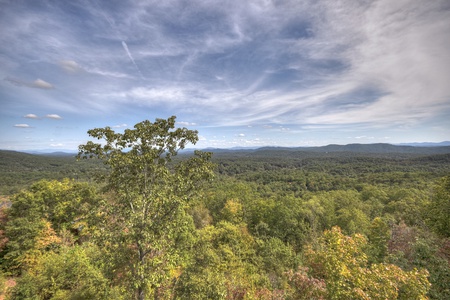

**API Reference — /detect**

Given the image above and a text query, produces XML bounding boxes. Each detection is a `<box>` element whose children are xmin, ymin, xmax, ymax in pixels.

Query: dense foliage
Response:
<box><xmin>0</xmin><ymin>118</ymin><xmax>449</xmax><ymax>299</ymax></box>
<box><xmin>0</xmin><ymin>150</ymin><xmax>105</xmax><ymax>195</ymax></box>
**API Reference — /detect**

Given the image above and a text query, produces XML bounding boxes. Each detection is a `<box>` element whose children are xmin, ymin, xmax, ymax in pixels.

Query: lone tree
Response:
<box><xmin>78</xmin><ymin>116</ymin><xmax>214</xmax><ymax>300</ymax></box>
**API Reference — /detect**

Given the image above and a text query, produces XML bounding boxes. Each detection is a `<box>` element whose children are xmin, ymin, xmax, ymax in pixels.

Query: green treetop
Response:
<box><xmin>77</xmin><ymin>116</ymin><xmax>214</xmax><ymax>300</ymax></box>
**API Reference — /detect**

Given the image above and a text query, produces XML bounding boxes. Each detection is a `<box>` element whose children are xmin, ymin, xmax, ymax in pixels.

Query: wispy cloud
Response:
<box><xmin>103</xmin><ymin>86</ymin><xmax>187</xmax><ymax>105</ymax></box>
<box><xmin>58</xmin><ymin>60</ymin><xmax>132</xmax><ymax>78</ymax></box>
<box><xmin>50</xmin><ymin>143</ymin><xmax>64</xmax><ymax>147</ymax></box>
<box><xmin>300</xmin><ymin>1</ymin><xmax>450</xmax><ymax>123</ymax></box>
<box><xmin>33</xmin><ymin>79</ymin><xmax>54</xmax><ymax>89</ymax></box>
<box><xmin>59</xmin><ymin>60</ymin><xmax>81</xmax><ymax>73</ymax></box>
<box><xmin>5</xmin><ymin>77</ymin><xmax>54</xmax><ymax>89</ymax></box>
<box><xmin>101</xmin><ymin>1</ymin><xmax>449</xmax><ymax>127</ymax></box>
<box><xmin>177</xmin><ymin>121</ymin><xmax>197</xmax><ymax>126</ymax></box>
<box><xmin>121</xmin><ymin>41</ymin><xmax>144</xmax><ymax>79</ymax></box>
<box><xmin>112</xmin><ymin>123</ymin><xmax>128</xmax><ymax>128</ymax></box>
<box><xmin>85</xmin><ymin>68</ymin><xmax>132</xmax><ymax>78</ymax></box>
<box><xmin>45</xmin><ymin>114</ymin><xmax>62</xmax><ymax>120</ymax></box>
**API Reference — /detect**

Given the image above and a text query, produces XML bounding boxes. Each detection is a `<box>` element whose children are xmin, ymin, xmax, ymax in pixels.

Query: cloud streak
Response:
<box><xmin>121</xmin><ymin>41</ymin><xmax>144</xmax><ymax>79</ymax></box>
<box><xmin>5</xmin><ymin>77</ymin><xmax>54</xmax><ymax>89</ymax></box>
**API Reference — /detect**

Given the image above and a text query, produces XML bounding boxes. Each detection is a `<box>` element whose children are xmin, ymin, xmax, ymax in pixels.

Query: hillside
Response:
<box><xmin>248</xmin><ymin>143</ymin><xmax>450</xmax><ymax>155</ymax></box>
<box><xmin>0</xmin><ymin>150</ymin><xmax>106</xmax><ymax>195</ymax></box>
<box><xmin>1</xmin><ymin>143</ymin><xmax>449</xmax><ymax>195</ymax></box>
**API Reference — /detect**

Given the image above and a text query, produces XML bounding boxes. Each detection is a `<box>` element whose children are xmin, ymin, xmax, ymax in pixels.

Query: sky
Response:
<box><xmin>1</xmin><ymin>0</ymin><xmax>450</xmax><ymax>151</ymax></box>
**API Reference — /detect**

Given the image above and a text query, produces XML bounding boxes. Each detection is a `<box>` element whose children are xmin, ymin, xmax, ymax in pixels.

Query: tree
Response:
<box><xmin>220</xmin><ymin>199</ymin><xmax>244</xmax><ymax>224</ymax></box>
<box><xmin>387</xmin><ymin>222</ymin><xmax>450</xmax><ymax>299</ymax></box>
<box><xmin>426</xmin><ymin>176</ymin><xmax>450</xmax><ymax>237</ymax></box>
<box><xmin>77</xmin><ymin>116</ymin><xmax>214</xmax><ymax>300</ymax></box>
<box><xmin>304</xmin><ymin>227</ymin><xmax>430</xmax><ymax>299</ymax></box>
<box><xmin>257</xmin><ymin>237</ymin><xmax>298</xmax><ymax>288</ymax></box>
<box><xmin>285</xmin><ymin>266</ymin><xmax>326</xmax><ymax>300</ymax></box>
<box><xmin>174</xmin><ymin>221</ymin><xmax>261</xmax><ymax>299</ymax></box>
<box><xmin>7</xmin><ymin>244</ymin><xmax>121</xmax><ymax>300</ymax></box>
<box><xmin>4</xmin><ymin>179</ymin><xmax>100</xmax><ymax>274</ymax></box>
<box><xmin>367</xmin><ymin>217</ymin><xmax>391</xmax><ymax>263</ymax></box>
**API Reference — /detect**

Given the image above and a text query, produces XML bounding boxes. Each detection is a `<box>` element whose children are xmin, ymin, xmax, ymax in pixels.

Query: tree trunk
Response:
<box><xmin>138</xmin><ymin>286</ymin><xmax>145</xmax><ymax>300</ymax></box>
<box><xmin>138</xmin><ymin>245</ymin><xmax>145</xmax><ymax>300</ymax></box>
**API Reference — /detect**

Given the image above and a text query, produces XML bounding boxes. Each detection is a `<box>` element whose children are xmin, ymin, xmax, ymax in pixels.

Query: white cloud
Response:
<box><xmin>45</xmin><ymin>114</ymin><xmax>62</xmax><ymax>120</ymax></box>
<box><xmin>14</xmin><ymin>124</ymin><xmax>31</xmax><ymax>128</ymax></box>
<box><xmin>111</xmin><ymin>87</ymin><xmax>187</xmax><ymax>104</ymax></box>
<box><xmin>177</xmin><ymin>121</ymin><xmax>197</xmax><ymax>126</ymax></box>
<box><xmin>112</xmin><ymin>123</ymin><xmax>128</xmax><ymax>128</ymax></box>
<box><xmin>24</xmin><ymin>114</ymin><xmax>39</xmax><ymax>119</ymax></box>
<box><xmin>303</xmin><ymin>0</ymin><xmax>450</xmax><ymax>125</ymax></box>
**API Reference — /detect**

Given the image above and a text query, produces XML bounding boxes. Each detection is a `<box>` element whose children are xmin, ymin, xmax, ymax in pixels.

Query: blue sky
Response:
<box><xmin>1</xmin><ymin>0</ymin><xmax>450</xmax><ymax>151</ymax></box>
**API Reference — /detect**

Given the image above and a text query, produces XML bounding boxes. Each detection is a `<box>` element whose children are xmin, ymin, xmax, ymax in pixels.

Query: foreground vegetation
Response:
<box><xmin>0</xmin><ymin>117</ymin><xmax>449</xmax><ymax>299</ymax></box>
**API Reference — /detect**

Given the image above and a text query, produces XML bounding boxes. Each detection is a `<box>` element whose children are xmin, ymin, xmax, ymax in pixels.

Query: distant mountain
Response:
<box><xmin>396</xmin><ymin>141</ymin><xmax>450</xmax><ymax>147</ymax></box>
<box><xmin>38</xmin><ymin>151</ymin><xmax>77</xmax><ymax>157</ymax></box>
<box><xmin>210</xmin><ymin>143</ymin><xmax>450</xmax><ymax>155</ymax></box>
<box><xmin>303</xmin><ymin>143</ymin><xmax>433</xmax><ymax>153</ymax></box>
<box><xmin>4</xmin><ymin>142</ymin><xmax>450</xmax><ymax>157</ymax></box>
<box><xmin>288</xmin><ymin>143</ymin><xmax>450</xmax><ymax>154</ymax></box>
<box><xmin>22</xmin><ymin>149</ymin><xmax>77</xmax><ymax>155</ymax></box>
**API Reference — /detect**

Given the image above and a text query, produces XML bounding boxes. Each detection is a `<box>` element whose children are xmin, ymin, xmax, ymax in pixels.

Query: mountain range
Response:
<box><xmin>4</xmin><ymin>141</ymin><xmax>450</xmax><ymax>156</ymax></box>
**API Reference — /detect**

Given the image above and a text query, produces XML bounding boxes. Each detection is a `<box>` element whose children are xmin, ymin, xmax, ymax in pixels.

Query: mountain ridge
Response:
<box><xmin>2</xmin><ymin>142</ymin><xmax>450</xmax><ymax>156</ymax></box>
<box><xmin>207</xmin><ymin>143</ymin><xmax>450</xmax><ymax>155</ymax></box>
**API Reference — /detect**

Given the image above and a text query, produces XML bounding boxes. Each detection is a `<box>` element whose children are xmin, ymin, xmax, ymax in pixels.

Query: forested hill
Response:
<box><xmin>0</xmin><ymin>150</ymin><xmax>104</xmax><ymax>195</ymax></box>
<box><xmin>1</xmin><ymin>143</ymin><xmax>449</xmax><ymax>195</ymax></box>
<box><xmin>297</xmin><ymin>143</ymin><xmax>450</xmax><ymax>154</ymax></box>
<box><xmin>211</xmin><ymin>143</ymin><xmax>450</xmax><ymax>155</ymax></box>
